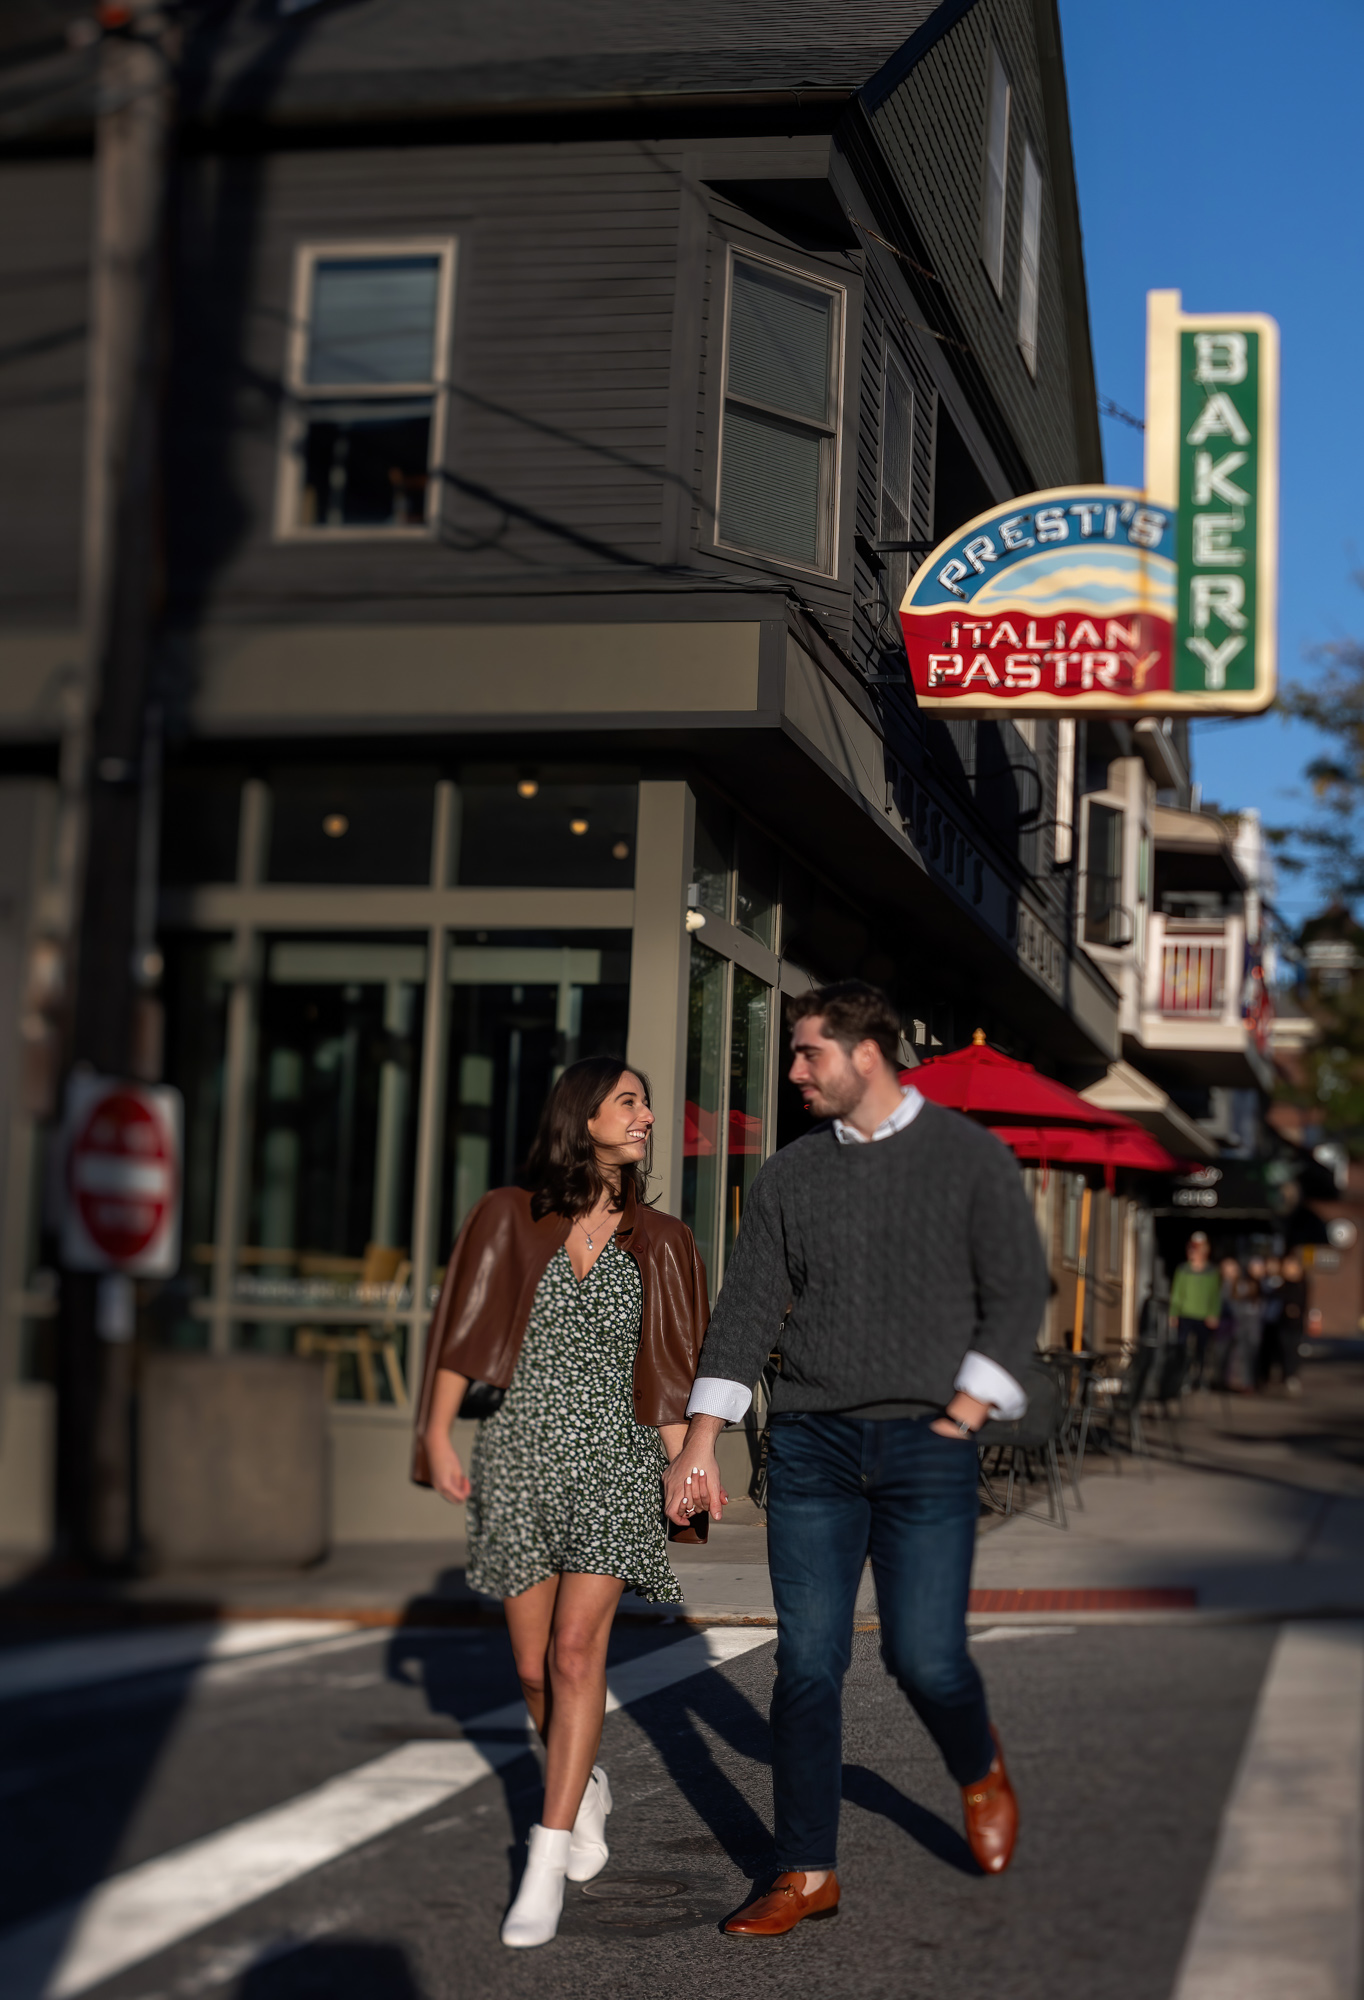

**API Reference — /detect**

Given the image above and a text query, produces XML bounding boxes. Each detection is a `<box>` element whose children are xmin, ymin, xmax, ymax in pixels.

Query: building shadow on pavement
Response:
<box><xmin>841</xmin><ymin>1764</ymin><xmax>980</xmax><ymax>1875</ymax></box>
<box><xmin>238</xmin><ymin>1939</ymin><xmax>423</xmax><ymax>2000</ymax></box>
<box><xmin>0</xmin><ymin>1563</ymin><xmax>219</xmax><ymax>1995</ymax></box>
<box><xmin>386</xmin><ymin>1610</ymin><xmax>778</xmax><ymax>1901</ymax></box>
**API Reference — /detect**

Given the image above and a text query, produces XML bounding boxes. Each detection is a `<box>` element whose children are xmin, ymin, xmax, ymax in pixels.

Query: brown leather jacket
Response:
<box><xmin>411</xmin><ymin>1181</ymin><xmax>709</xmax><ymax>1485</ymax></box>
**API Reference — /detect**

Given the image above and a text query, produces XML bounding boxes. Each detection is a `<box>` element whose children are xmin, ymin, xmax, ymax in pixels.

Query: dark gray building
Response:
<box><xmin>0</xmin><ymin>0</ymin><xmax>1192</xmax><ymax>1545</ymax></box>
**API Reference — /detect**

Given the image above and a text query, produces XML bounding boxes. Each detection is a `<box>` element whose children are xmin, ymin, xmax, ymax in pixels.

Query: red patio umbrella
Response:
<box><xmin>904</xmin><ymin>1031</ymin><xmax>1122</xmax><ymax>1128</ymax></box>
<box><xmin>986</xmin><ymin>1123</ymin><xmax>1184</xmax><ymax>1173</ymax></box>
<box><xmin>904</xmin><ymin>1034</ymin><xmax>1190</xmax><ymax>1354</ymax></box>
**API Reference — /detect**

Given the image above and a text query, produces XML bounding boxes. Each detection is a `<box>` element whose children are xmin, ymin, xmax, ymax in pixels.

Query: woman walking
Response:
<box><xmin>413</xmin><ymin>1057</ymin><xmax>711</xmax><ymax>1948</ymax></box>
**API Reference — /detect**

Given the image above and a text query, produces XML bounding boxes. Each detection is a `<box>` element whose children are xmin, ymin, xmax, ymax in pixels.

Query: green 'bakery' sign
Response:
<box><xmin>1146</xmin><ymin>291</ymin><xmax>1278</xmax><ymax>712</ymax></box>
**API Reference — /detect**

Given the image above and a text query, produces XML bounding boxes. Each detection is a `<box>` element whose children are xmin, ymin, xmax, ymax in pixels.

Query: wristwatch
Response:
<box><xmin>952</xmin><ymin>1416</ymin><xmax>976</xmax><ymax>1437</ymax></box>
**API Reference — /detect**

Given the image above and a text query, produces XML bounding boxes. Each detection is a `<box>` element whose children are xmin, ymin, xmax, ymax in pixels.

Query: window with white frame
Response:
<box><xmin>279</xmin><ymin>242</ymin><xmax>455</xmax><ymax>534</ymax></box>
<box><xmin>1017</xmin><ymin>140</ymin><xmax>1042</xmax><ymax>373</ymax></box>
<box><xmin>717</xmin><ymin>253</ymin><xmax>843</xmax><ymax>574</ymax></box>
<box><xmin>878</xmin><ymin>349</ymin><xmax>916</xmax><ymax>622</ymax></box>
<box><xmin>982</xmin><ymin>44</ymin><xmax>1011</xmax><ymax>297</ymax></box>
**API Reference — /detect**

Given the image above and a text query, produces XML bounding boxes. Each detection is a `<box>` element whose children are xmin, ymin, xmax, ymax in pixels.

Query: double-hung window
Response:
<box><xmin>717</xmin><ymin>253</ymin><xmax>843</xmax><ymax>574</ymax></box>
<box><xmin>878</xmin><ymin>350</ymin><xmax>916</xmax><ymax>620</ymax></box>
<box><xmin>1017</xmin><ymin>141</ymin><xmax>1042</xmax><ymax>374</ymax></box>
<box><xmin>982</xmin><ymin>44</ymin><xmax>1011</xmax><ymax>297</ymax></box>
<box><xmin>279</xmin><ymin>241</ymin><xmax>456</xmax><ymax>535</ymax></box>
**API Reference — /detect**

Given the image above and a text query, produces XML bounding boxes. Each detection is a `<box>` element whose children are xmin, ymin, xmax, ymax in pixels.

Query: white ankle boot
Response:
<box><xmin>567</xmin><ymin>1765</ymin><xmax>613</xmax><ymax>1882</ymax></box>
<box><xmin>501</xmin><ymin>1824</ymin><xmax>572</xmax><ymax>1948</ymax></box>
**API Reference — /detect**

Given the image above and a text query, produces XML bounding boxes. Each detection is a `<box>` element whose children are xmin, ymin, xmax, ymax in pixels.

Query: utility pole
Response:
<box><xmin>52</xmin><ymin>0</ymin><xmax>175</xmax><ymax>1566</ymax></box>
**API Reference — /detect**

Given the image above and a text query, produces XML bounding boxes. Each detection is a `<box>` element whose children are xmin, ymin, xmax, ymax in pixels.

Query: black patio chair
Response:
<box><xmin>1146</xmin><ymin>1333</ymin><xmax>1192</xmax><ymax>1454</ymax></box>
<box><xmin>975</xmin><ymin>1358</ymin><xmax>1069</xmax><ymax>1529</ymax></box>
<box><xmin>1084</xmin><ymin>1341</ymin><xmax>1157</xmax><ymax>1460</ymax></box>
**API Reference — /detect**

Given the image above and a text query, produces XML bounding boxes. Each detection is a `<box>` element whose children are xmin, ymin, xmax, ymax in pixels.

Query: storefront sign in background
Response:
<box><xmin>1147</xmin><ymin>289</ymin><xmax>1278</xmax><ymax>707</ymax></box>
<box><xmin>899</xmin><ymin>484</ymin><xmax>1175</xmax><ymax>710</ymax></box>
<box><xmin>898</xmin><ymin>291</ymin><xmax>1278</xmax><ymax>716</ymax></box>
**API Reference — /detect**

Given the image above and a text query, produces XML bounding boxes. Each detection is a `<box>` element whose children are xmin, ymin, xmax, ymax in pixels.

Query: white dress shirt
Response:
<box><xmin>687</xmin><ymin>1086</ymin><xmax>1028</xmax><ymax>1425</ymax></box>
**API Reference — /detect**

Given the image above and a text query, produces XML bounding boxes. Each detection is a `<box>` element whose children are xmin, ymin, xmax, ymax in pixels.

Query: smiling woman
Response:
<box><xmin>412</xmin><ymin>1056</ymin><xmax>712</xmax><ymax>1948</ymax></box>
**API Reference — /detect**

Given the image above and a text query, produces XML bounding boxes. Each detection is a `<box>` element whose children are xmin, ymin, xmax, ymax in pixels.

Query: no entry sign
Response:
<box><xmin>61</xmin><ymin>1075</ymin><xmax>183</xmax><ymax>1276</ymax></box>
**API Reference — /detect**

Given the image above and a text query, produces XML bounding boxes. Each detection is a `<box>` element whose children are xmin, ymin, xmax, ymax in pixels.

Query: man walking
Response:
<box><xmin>1168</xmin><ymin>1231</ymin><xmax>1222</xmax><ymax>1387</ymax></box>
<box><xmin>664</xmin><ymin>982</ymin><xmax>1047</xmax><ymax>1936</ymax></box>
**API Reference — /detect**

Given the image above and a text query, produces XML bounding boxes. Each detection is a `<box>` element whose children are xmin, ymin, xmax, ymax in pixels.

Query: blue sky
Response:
<box><xmin>1057</xmin><ymin>0</ymin><xmax>1364</xmax><ymax>926</ymax></box>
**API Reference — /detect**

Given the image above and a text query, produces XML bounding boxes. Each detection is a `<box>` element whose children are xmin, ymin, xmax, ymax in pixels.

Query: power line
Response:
<box><xmin>1099</xmin><ymin>394</ymin><xmax>1144</xmax><ymax>432</ymax></box>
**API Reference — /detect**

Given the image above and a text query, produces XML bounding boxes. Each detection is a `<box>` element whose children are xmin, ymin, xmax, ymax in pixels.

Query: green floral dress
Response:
<box><xmin>466</xmin><ymin>1238</ymin><xmax>682</xmax><ymax>1604</ymax></box>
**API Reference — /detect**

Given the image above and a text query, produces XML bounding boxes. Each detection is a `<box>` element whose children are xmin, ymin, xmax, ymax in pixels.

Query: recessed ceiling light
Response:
<box><xmin>570</xmin><ymin>817</ymin><xmax>589</xmax><ymax>835</ymax></box>
<box><xmin>517</xmin><ymin>779</ymin><xmax>539</xmax><ymax>798</ymax></box>
<box><xmin>612</xmin><ymin>841</ymin><xmax>629</xmax><ymax>860</ymax></box>
<box><xmin>322</xmin><ymin>813</ymin><xmax>348</xmax><ymax>838</ymax></box>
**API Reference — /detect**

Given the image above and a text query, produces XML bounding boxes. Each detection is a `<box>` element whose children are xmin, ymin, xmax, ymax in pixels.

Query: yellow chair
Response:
<box><xmin>295</xmin><ymin>1243</ymin><xmax>411</xmax><ymax>1405</ymax></box>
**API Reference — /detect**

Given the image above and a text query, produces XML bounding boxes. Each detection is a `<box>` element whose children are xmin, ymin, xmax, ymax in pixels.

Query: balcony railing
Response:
<box><xmin>1144</xmin><ymin>912</ymin><xmax>1244</xmax><ymax>1027</ymax></box>
<box><xmin>1160</xmin><ymin>937</ymin><xmax>1226</xmax><ymax>1014</ymax></box>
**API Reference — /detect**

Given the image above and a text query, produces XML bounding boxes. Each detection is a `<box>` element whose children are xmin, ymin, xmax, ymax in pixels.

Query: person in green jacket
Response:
<box><xmin>1169</xmin><ymin>1231</ymin><xmax>1223</xmax><ymax>1384</ymax></box>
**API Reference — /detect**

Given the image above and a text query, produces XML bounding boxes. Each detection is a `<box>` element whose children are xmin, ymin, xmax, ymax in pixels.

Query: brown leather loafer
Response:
<box><xmin>961</xmin><ymin>1726</ymin><xmax>1019</xmax><ymax>1875</ymax></box>
<box><xmin>723</xmin><ymin>1871</ymin><xmax>841</xmax><ymax>1936</ymax></box>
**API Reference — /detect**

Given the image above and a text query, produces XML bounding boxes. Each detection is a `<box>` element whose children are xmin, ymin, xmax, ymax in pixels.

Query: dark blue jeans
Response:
<box><xmin>765</xmin><ymin>1411</ymin><xmax>993</xmax><ymax>1871</ymax></box>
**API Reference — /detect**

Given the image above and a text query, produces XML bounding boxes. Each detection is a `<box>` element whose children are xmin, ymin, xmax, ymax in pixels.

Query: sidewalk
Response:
<box><xmin>5</xmin><ymin>1358</ymin><xmax>1364</xmax><ymax>1636</ymax></box>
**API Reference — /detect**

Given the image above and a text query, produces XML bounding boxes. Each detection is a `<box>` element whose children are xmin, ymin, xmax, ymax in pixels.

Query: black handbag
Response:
<box><xmin>458</xmin><ymin>1380</ymin><xmax>506</xmax><ymax>1421</ymax></box>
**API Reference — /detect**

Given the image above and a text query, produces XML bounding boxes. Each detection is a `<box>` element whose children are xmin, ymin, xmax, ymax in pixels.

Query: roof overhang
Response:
<box><xmin>1079</xmin><ymin>1059</ymin><xmax>1218</xmax><ymax>1160</ymax></box>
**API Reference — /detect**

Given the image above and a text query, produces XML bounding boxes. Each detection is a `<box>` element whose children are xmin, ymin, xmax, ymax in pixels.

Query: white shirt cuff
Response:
<box><xmin>685</xmin><ymin>1376</ymin><xmax>753</xmax><ymax>1424</ymax></box>
<box><xmin>955</xmin><ymin>1351</ymin><xmax>1028</xmax><ymax>1421</ymax></box>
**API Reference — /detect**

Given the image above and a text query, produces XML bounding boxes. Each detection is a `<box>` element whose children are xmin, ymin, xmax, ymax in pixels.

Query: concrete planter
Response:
<box><xmin>139</xmin><ymin>1352</ymin><xmax>328</xmax><ymax>1569</ymax></box>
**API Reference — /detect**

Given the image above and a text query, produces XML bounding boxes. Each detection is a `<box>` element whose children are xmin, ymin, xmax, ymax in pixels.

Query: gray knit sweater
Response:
<box><xmin>696</xmin><ymin>1103</ymin><xmax>1047</xmax><ymax>1416</ymax></box>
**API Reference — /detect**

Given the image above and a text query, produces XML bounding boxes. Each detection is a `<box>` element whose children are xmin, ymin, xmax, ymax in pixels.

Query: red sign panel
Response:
<box><xmin>899</xmin><ymin>485</ymin><xmax>1176</xmax><ymax>712</ymax></box>
<box><xmin>62</xmin><ymin>1075</ymin><xmax>183</xmax><ymax>1275</ymax></box>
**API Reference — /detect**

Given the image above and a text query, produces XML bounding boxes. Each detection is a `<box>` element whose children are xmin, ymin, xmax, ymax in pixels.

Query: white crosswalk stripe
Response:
<box><xmin>0</xmin><ymin>1621</ymin><xmax>361</xmax><ymax>1704</ymax></box>
<box><xmin>1171</xmin><ymin>1621</ymin><xmax>1364</xmax><ymax>2000</ymax></box>
<box><xmin>0</xmin><ymin>1626</ymin><xmax>774</xmax><ymax>1999</ymax></box>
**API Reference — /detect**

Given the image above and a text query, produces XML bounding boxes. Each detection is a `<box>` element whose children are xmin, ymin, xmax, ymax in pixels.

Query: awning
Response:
<box><xmin>1078</xmin><ymin>1059</ymin><xmax>1218</xmax><ymax>1161</ymax></box>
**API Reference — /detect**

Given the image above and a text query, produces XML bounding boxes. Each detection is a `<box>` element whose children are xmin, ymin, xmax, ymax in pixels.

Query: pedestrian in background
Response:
<box><xmin>1256</xmin><ymin>1255</ymin><xmax>1284</xmax><ymax>1389</ymax></box>
<box><xmin>1204</xmin><ymin>1257</ymin><xmax>1238</xmax><ymax>1390</ymax></box>
<box><xmin>1169</xmin><ymin>1231</ymin><xmax>1222</xmax><ymax>1386</ymax></box>
<box><xmin>665</xmin><ymin>984</ymin><xmax>1047</xmax><ymax>1936</ymax></box>
<box><xmin>1272</xmin><ymin>1254</ymin><xmax>1307</xmax><ymax>1395</ymax></box>
<box><xmin>1227</xmin><ymin>1262</ymin><xmax>1263</xmax><ymax>1392</ymax></box>
<box><xmin>414</xmin><ymin>1057</ymin><xmax>710</xmax><ymax>1948</ymax></box>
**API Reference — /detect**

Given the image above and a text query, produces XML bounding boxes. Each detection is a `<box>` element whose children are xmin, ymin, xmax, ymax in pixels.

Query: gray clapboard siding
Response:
<box><xmin>867</xmin><ymin>0</ymin><xmax>1084</xmax><ymax>491</ymax></box>
<box><xmin>166</xmin><ymin>141</ymin><xmax>690</xmax><ymax>611</ymax></box>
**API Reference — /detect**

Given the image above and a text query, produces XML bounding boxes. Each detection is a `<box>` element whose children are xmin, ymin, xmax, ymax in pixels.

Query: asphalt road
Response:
<box><xmin>0</xmin><ymin>1615</ymin><xmax>1280</xmax><ymax>2000</ymax></box>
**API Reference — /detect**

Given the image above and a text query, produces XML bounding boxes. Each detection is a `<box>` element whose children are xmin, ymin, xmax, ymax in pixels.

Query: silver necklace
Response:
<box><xmin>574</xmin><ymin>1204</ymin><xmax>613</xmax><ymax>1250</ymax></box>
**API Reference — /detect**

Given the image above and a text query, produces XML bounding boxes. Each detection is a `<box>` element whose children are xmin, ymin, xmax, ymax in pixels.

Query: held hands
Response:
<box><xmin>662</xmin><ymin>1419</ymin><xmax>729</xmax><ymax>1524</ymax></box>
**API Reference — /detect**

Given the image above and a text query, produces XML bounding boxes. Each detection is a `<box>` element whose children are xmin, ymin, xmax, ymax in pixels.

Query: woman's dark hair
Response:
<box><xmin>522</xmin><ymin>1056</ymin><xmax>653</xmax><ymax>1221</ymax></box>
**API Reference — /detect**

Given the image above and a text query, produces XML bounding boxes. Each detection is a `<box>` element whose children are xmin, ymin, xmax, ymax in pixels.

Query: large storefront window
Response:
<box><xmin>682</xmin><ymin>939</ymin><xmax>727</xmax><ymax>1287</ymax></box>
<box><xmin>692</xmin><ymin>791</ymin><xmax>778</xmax><ymax>948</ymax></box>
<box><xmin>268</xmin><ymin>767</ymin><xmax>438</xmax><ymax>884</ymax></box>
<box><xmin>237</xmin><ymin>936</ymin><xmax>426</xmax><ymax>1400</ymax></box>
<box><xmin>682</xmin><ymin>939</ymin><xmax>774</xmax><ymax>1295</ymax></box>
<box><xmin>438</xmin><ymin>932</ymin><xmax>631</xmax><ymax>1249</ymax></box>
<box><xmin>726</xmin><ymin>967</ymin><xmax>769</xmax><ymax>1258</ymax></box>
<box><xmin>455</xmin><ymin>771</ymin><xmax>638</xmax><ymax>888</ymax></box>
